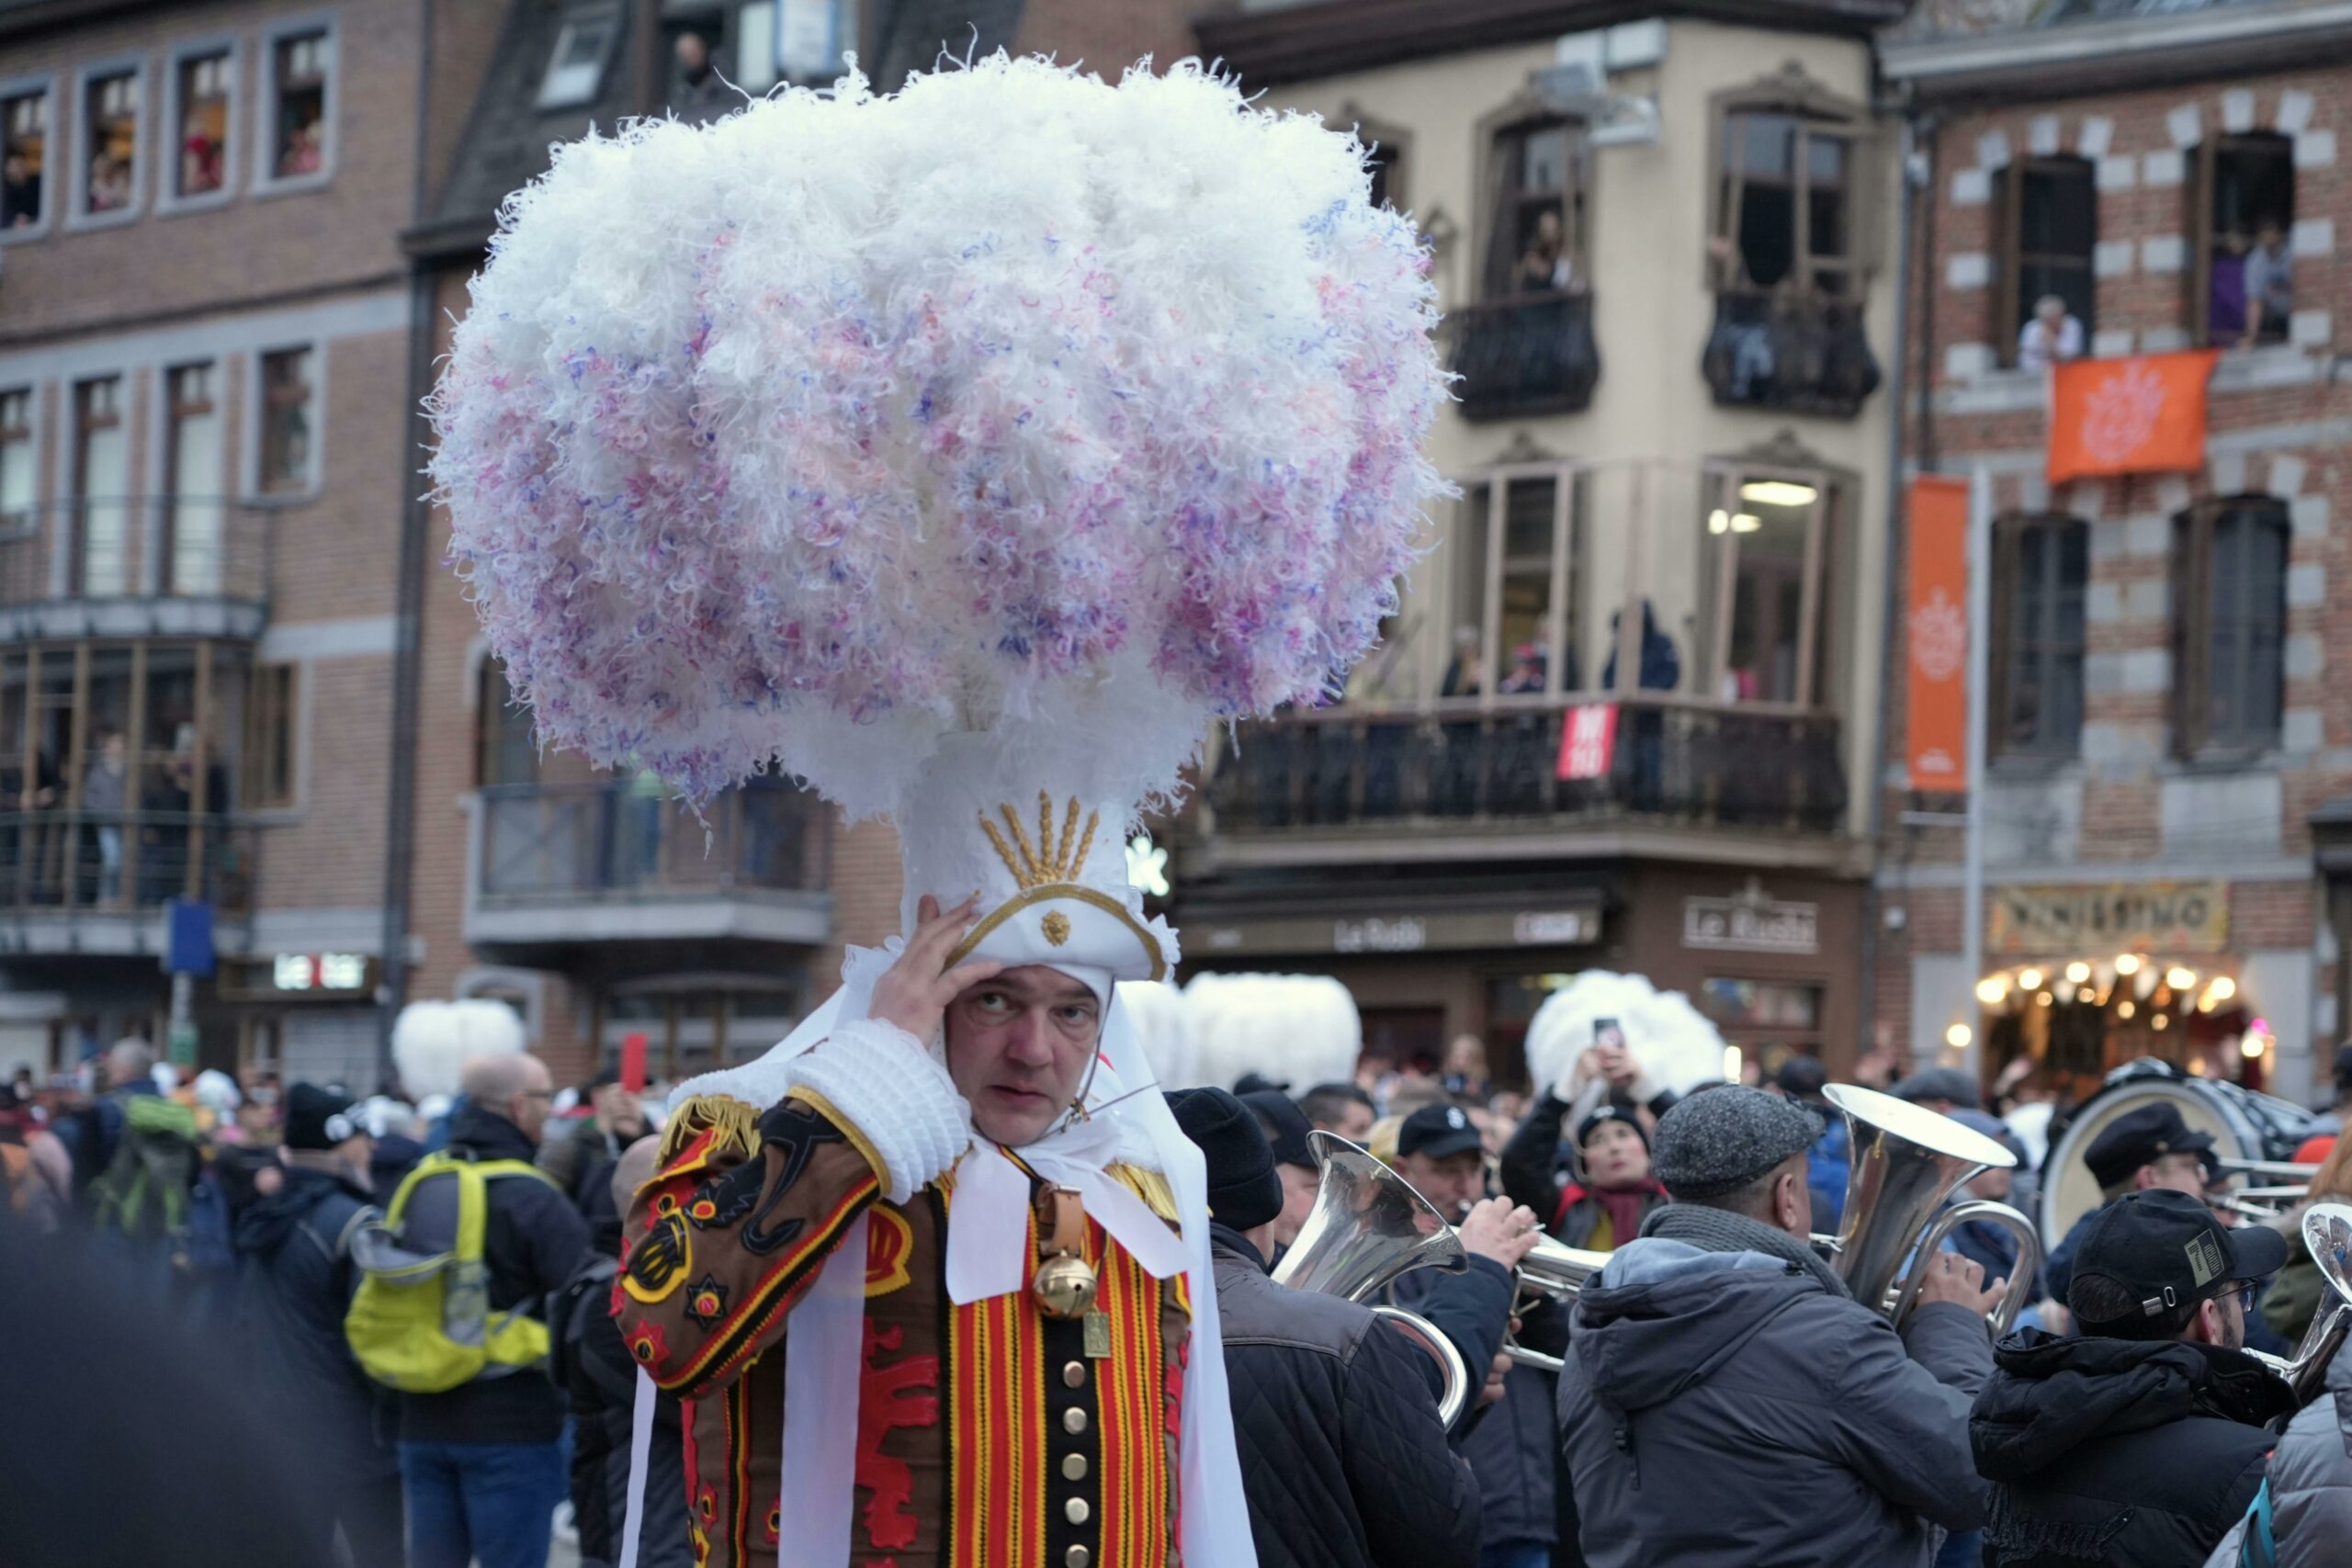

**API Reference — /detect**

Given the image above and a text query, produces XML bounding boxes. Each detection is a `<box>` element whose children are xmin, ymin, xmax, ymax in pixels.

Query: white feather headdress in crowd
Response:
<box><xmin>1523</xmin><ymin>971</ymin><xmax>1728</xmax><ymax>1100</ymax></box>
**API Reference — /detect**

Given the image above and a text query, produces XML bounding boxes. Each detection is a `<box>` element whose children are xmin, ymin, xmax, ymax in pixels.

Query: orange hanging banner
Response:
<box><xmin>2046</xmin><ymin>350</ymin><xmax>2220</xmax><ymax>484</ymax></box>
<box><xmin>1906</xmin><ymin>475</ymin><xmax>1970</xmax><ymax>794</ymax></box>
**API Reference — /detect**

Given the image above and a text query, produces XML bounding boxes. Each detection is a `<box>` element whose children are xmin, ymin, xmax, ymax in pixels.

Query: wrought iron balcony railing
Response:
<box><xmin>0</xmin><ymin>808</ymin><xmax>258</xmax><ymax>914</ymax></box>
<box><xmin>1206</xmin><ymin>694</ymin><xmax>1849</xmax><ymax>836</ymax></box>
<box><xmin>0</xmin><ymin>497</ymin><xmax>271</xmax><ymax>636</ymax></box>
<box><xmin>1447</xmin><ymin>292</ymin><xmax>1602</xmax><ymax>421</ymax></box>
<box><xmin>1701</xmin><ymin>291</ymin><xmax>1881</xmax><ymax>418</ymax></box>
<box><xmin>477</xmin><ymin>777</ymin><xmax>830</xmax><ymax>902</ymax></box>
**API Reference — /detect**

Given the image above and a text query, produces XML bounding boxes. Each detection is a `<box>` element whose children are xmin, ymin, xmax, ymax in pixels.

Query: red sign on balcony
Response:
<box><xmin>1556</xmin><ymin>703</ymin><xmax>1618</xmax><ymax>781</ymax></box>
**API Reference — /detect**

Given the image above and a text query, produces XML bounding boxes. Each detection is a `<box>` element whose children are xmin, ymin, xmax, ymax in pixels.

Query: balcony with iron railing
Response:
<box><xmin>1700</xmin><ymin>291</ymin><xmax>1880</xmax><ymax>418</ymax></box>
<box><xmin>0</xmin><ymin>497</ymin><xmax>272</xmax><ymax>640</ymax></box>
<box><xmin>0</xmin><ymin>807</ymin><xmax>259</xmax><ymax>954</ymax></box>
<box><xmin>1198</xmin><ymin>694</ymin><xmax>1850</xmax><ymax>868</ymax></box>
<box><xmin>1446</xmin><ymin>292</ymin><xmax>1602</xmax><ymax>421</ymax></box>
<box><xmin>466</xmin><ymin>776</ymin><xmax>834</xmax><ymax>958</ymax></box>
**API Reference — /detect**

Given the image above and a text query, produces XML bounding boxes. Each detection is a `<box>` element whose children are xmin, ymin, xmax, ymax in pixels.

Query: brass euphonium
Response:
<box><xmin>1815</xmin><ymin>1084</ymin><xmax>2042</xmax><ymax>1332</ymax></box>
<box><xmin>2249</xmin><ymin>1201</ymin><xmax>2352</xmax><ymax>1406</ymax></box>
<box><xmin>1273</xmin><ymin>1131</ymin><xmax>1475</xmax><ymax>1423</ymax></box>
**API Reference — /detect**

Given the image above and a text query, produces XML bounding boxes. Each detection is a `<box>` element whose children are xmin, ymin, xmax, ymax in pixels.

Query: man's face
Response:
<box><xmin>1582</xmin><ymin>1119</ymin><xmax>1649</xmax><ymax>1189</ymax></box>
<box><xmin>1968</xmin><ymin>1163</ymin><xmax>2015</xmax><ymax>1202</ymax></box>
<box><xmin>1321</xmin><ymin>1101</ymin><xmax>1374</xmax><ymax>1144</ymax></box>
<box><xmin>511</xmin><ymin>1058</ymin><xmax>555</xmax><ymax>1145</ymax></box>
<box><xmin>2142</xmin><ymin>1151</ymin><xmax>2206</xmax><ymax>1199</ymax></box>
<box><xmin>1272</xmin><ymin>1161</ymin><xmax>1317</xmax><ymax>1247</ymax></box>
<box><xmin>1396</xmin><ymin>1149</ymin><xmax>1484</xmax><ymax>1222</ymax></box>
<box><xmin>944</xmin><ymin>964</ymin><xmax>1102</xmax><ymax>1147</ymax></box>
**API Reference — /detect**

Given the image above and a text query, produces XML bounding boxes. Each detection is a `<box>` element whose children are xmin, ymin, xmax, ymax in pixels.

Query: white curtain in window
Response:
<box><xmin>0</xmin><ymin>439</ymin><xmax>30</xmax><ymax>525</ymax></box>
<box><xmin>172</xmin><ymin>405</ymin><xmax>223</xmax><ymax>595</ymax></box>
<box><xmin>79</xmin><ymin>422</ymin><xmax>129</xmax><ymax>596</ymax></box>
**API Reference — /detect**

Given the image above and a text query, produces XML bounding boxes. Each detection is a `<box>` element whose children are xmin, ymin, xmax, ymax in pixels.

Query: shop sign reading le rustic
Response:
<box><xmin>1682</xmin><ymin>883</ymin><xmax>1821</xmax><ymax>955</ymax></box>
<box><xmin>1986</xmin><ymin>880</ymin><xmax>2230</xmax><ymax>955</ymax></box>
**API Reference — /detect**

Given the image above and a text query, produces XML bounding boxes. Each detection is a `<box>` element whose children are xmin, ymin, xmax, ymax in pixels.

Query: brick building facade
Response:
<box><xmin>0</xmin><ymin>0</ymin><xmax>499</xmax><ymax>1087</ymax></box>
<box><xmin>1876</xmin><ymin>0</ymin><xmax>2352</xmax><ymax>1106</ymax></box>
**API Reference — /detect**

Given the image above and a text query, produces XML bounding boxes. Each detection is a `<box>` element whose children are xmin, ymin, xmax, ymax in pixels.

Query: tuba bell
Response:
<box><xmin>1815</xmin><ymin>1084</ymin><xmax>2042</xmax><ymax>1333</ymax></box>
<box><xmin>2249</xmin><ymin>1201</ymin><xmax>2352</xmax><ymax>1406</ymax></box>
<box><xmin>1273</xmin><ymin>1130</ymin><xmax>1474</xmax><ymax>1424</ymax></box>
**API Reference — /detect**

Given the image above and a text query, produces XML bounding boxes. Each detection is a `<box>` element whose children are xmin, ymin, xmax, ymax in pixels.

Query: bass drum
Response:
<box><xmin>2039</xmin><ymin>1059</ymin><xmax>2317</xmax><ymax>1247</ymax></box>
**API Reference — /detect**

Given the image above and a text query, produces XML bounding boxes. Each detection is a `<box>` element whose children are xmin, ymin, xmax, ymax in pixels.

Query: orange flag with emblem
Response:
<box><xmin>2047</xmin><ymin>350</ymin><xmax>2220</xmax><ymax>484</ymax></box>
<box><xmin>1905</xmin><ymin>475</ymin><xmax>1969</xmax><ymax>794</ymax></box>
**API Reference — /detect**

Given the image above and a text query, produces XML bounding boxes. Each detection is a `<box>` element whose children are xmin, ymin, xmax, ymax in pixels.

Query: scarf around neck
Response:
<box><xmin>1640</xmin><ymin>1201</ymin><xmax>1849</xmax><ymax>1299</ymax></box>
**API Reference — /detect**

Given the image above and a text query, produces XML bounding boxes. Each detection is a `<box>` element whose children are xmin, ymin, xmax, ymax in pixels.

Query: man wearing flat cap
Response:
<box><xmin>1170</xmin><ymin>1088</ymin><xmax>1478</xmax><ymax>1568</ymax></box>
<box><xmin>1557</xmin><ymin>1087</ymin><xmax>2004</xmax><ymax>1567</ymax></box>
<box><xmin>2043</xmin><ymin>1101</ymin><xmax>2215</xmax><ymax>1310</ymax></box>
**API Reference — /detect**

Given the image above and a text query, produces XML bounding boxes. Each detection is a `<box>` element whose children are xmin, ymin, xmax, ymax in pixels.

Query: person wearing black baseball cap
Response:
<box><xmin>1970</xmin><ymin>1190</ymin><xmax>2297</xmax><ymax>1567</ymax></box>
<box><xmin>1239</xmin><ymin>1087</ymin><xmax>1320</xmax><ymax>1250</ymax></box>
<box><xmin>232</xmin><ymin>1084</ymin><xmax>402</xmax><ymax>1567</ymax></box>
<box><xmin>1390</xmin><ymin>1100</ymin><xmax>1560</xmax><ymax>1563</ymax></box>
<box><xmin>1169</xmin><ymin>1089</ymin><xmax>1479</xmax><ymax>1568</ymax></box>
<box><xmin>2043</xmin><ymin>1101</ymin><xmax>2216</xmax><ymax>1308</ymax></box>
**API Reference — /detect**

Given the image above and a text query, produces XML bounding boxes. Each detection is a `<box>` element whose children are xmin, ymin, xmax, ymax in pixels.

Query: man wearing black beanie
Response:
<box><xmin>1167</xmin><ymin>1087</ymin><xmax>1478</xmax><ymax>1568</ymax></box>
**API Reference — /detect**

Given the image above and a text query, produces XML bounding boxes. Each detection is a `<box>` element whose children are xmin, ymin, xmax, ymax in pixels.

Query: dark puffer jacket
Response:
<box><xmin>1559</xmin><ymin>1235</ymin><xmax>1992</xmax><ymax>1568</ymax></box>
<box><xmin>1970</xmin><ymin>1328</ymin><xmax>2295</xmax><ymax>1567</ymax></box>
<box><xmin>1212</xmin><ymin>1225</ymin><xmax>1479</xmax><ymax>1568</ymax></box>
<box><xmin>1389</xmin><ymin>1250</ymin><xmax>1551</xmax><ymax>1548</ymax></box>
<box><xmin>232</xmin><ymin>1159</ymin><xmax>391</xmax><ymax>1479</ymax></box>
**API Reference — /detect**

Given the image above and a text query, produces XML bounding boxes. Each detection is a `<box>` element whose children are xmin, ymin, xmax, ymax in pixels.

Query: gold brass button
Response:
<box><xmin>1062</xmin><ymin>1407</ymin><xmax>1089</xmax><ymax>1436</ymax></box>
<box><xmin>1062</xmin><ymin>1452</ymin><xmax>1088</xmax><ymax>1482</ymax></box>
<box><xmin>1065</xmin><ymin>1498</ymin><xmax>1091</xmax><ymax>1526</ymax></box>
<box><xmin>1062</xmin><ymin>1360</ymin><xmax>1086</xmax><ymax>1388</ymax></box>
<box><xmin>1066</xmin><ymin>1550</ymin><xmax>1091</xmax><ymax>1568</ymax></box>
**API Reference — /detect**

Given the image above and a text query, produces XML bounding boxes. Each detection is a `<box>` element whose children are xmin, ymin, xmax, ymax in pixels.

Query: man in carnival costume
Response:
<box><xmin>426</xmin><ymin>52</ymin><xmax>1445</xmax><ymax>1568</ymax></box>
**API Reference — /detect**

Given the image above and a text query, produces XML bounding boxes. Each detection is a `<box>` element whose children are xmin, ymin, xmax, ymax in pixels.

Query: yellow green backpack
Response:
<box><xmin>345</xmin><ymin>1152</ymin><xmax>559</xmax><ymax>1393</ymax></box>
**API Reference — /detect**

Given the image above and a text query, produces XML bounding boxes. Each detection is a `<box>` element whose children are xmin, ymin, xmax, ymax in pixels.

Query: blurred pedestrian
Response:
<box><xmin>1240</xmin><ymin>1087</ymin><xmax>1319</xmax><ymax>1251</ymax></box>
<box><xmin>1175</xmin><ymin>1087</ymin><xmax>1479</xmax><ymax>1568</ymax></box>
<box><xmin>1390</xmin><ymin>1103</ymin><xmax>1555</xmax><ymax>1568</ymax></box>
<box><xmin>537</xmin><ymin>1065</ymin><xmax>645</xmax><ymax>1211</ymax></box>
<box><xmin>552</xmin><ymin>1136</ymin><xmax>688</xmax><ymax>1568</ymax></box>
<box><xmin>1299</xmin><ymin>1080</ymin><xmax>1377</xmax><ymax>1143</ymax></box>
<box><xmin>1558</xmin><ymin>1086</ymin><xmax>1998</xmax><ymax>1566</ymax></box>
<box><xmin>1971</xmin><ymin>1190</ymin><xmax>2292</xmax><ymax>1567</ymax></box>
<box><xmin>233</xmin><ymin>1083</ymin><xmax>401</xmax><ymax>1567</ymax></box>
<box><xmin>387</xmin><ymin>1054</ymin><xmax>590</xmax><ymax>1568</ymax></box>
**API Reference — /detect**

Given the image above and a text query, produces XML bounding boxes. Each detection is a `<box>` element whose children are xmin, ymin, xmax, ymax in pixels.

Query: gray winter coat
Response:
<box><xmin>1557</xmin><ymin>1235</ymin><xmax>1994</xmax><ymax>1568</ymax></box>
<box><xmin>2203</xmin><ymin>1343</ymin><xmax>2352</xmax><ymax>1568</ymax></box>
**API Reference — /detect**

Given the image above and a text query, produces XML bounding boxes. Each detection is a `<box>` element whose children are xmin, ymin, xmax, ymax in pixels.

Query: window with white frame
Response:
<box><xmin>173</xmin><ymin>48</ymin><xmax>232</xmax><ymax>199</ymax></box>
<box><xmin>71</xmin><ymin>376</ymin><xmax>129</xmax><ymax>597</ymax></box>
<box><xmin>538</xmin><ymin>10</ymin><xmax>619</xmax><ymax>109</ymax></box>
<box><xmin>0</xmin><ymin>389</ymin><xmax>32</xmax><ymax>529</ymax></box>
<box><xmin>266</xmin><ymin>26</ymin><xmax>331</xmax><ymax>185</ymax></box>
<box><xmin>3</xmin><ymin>85</ymin><xmax>50</xmax><ymax>231</ymax></box>
<box><xmin>256</xmin><ymin>346</ymin><xmax>316</xmax><ymax>494</ymax></box>
<box><xmin>1451</xmin><ymin>468</ymin><xmax>1581</xmax><ymax>698</ymax></box>
<box><xmin>1698</xmin><ymin>467</ymin><xmax>1835</xmax><ymax>706</ymax></box>
<box><xmin>164</xmin><ymin>363</ymin><xmax>224</xmax><ymax>595</ymax></box>
<box><xmin>1710</xmin><ymin>99</ymin><xmax>1864</xmax><ymax>299</ymax></box>
<box><xmin>78</xmin><ymin>68</ymin><xmax>139</xmax><ymax>219</ymax></box>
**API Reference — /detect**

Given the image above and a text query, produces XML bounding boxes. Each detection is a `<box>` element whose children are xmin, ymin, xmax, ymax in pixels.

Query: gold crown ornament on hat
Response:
<box><xmin>898</xmin><ymin>738</ymin><xmax>1179</xmax><ymax>993</ymax></box>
